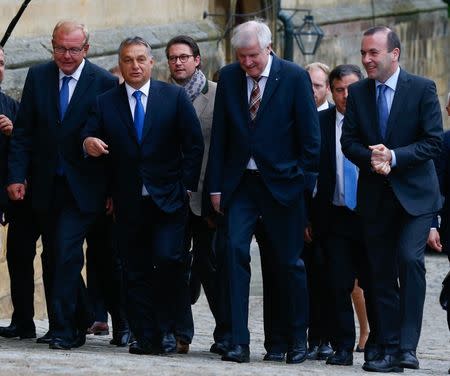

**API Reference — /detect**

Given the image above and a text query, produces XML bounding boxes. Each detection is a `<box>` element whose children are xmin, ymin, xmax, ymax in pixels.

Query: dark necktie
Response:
<box><xmin>59</xmin><ymin>76</ymin><xmax>72</xmax><ymax>120</ymax></box>
<box><xmin>249</xmin><ymin>77</ymin><xmax>262</xmax><ymax>121</ymax></box>
<box><xmin>377</xmin><ymin>84</ymin><xmax>389</xmax><ymax>139</ymax></box>
<box><xmin>132</xmin><ymin>90</ymin><xmax>145</xmax><ymax>142</ymax></box>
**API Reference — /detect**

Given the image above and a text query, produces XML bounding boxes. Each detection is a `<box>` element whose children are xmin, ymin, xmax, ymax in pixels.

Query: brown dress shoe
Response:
<box><xmin>87</xmin><ymin>321</ymin><xmax>109</xmax><ymax>335</ymax></box>
<box><xmin>176</xmin><ymin>338</ymin><xmax>190</xmax><ymax>354</ymax></box>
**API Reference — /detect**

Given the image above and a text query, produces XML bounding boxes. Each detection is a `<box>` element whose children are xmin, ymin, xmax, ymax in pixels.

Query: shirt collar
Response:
<box><xmin>246</xmin><ymin>53</ymin><xmax>273</xmax><ymax>80</ymax></box>
<box><xmin>59</xmin><ymin>59</ymin><xmax>85</xmax><ymax>81</ymax></box>
<box><xmin>317</xmin><ymin>101</ymin><xmax>329</xmax><ymax>111</ymax></box>
<box><xmin>336</xmin><ymin>110</ymin><xmax>345</xmax><ymax>126</ymax></box>
<box><xmin>376</xmin><ymin>66</ymin><xmax>400</xmax><ymax>91</ymax></box>
<box><xmin>125</xmin><ymin>79</ymin><xmax>151</xmax><ymax>98</ymax></box>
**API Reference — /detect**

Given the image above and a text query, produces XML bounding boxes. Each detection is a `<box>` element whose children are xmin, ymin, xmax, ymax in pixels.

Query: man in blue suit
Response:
<box><xmin>83</xmin><ymin>36</ymin><xmax>204</xmax><ymax>356</ymax></box>
<box><xmin>206</xmin><ymin>20</ymin><xmax>320</xmax><ymax>363</ymax></box>
<box><xmin>7</xmin><ymin>21</ymin><xmax>118</xmax><ymax>350</ymax></box>
<box><xmin>341</xmin><ymin>26</ymin><xmax>443</xmax><ymax>372</ymax></box>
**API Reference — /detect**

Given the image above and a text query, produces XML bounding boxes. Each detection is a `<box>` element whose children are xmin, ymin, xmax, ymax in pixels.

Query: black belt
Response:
<box><xmin>244</xmin><ymin>169</ymin><xmax>260</xmax><ymax>176</ymax></box>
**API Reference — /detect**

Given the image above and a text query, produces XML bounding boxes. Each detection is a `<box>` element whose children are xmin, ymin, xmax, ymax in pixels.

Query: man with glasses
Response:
<box><xmin>164</xmin><ymin>35</ymin><xmax>226</xmax><ymax>355</ymax></box>
<box><xmin>7</xmin><ymin>20</ymin><xmax>117</xmax><ymax>350</ymax></box>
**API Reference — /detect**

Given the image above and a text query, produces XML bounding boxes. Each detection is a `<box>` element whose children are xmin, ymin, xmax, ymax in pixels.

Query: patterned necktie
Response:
<box><xmin>377</xmin><ymin>84</ymin><xmax>389</xmax><ymax>139</ymax></box>
<box><xmin>249</xmin><ymin>77</ymin><xmax>261</xmax><ymax>121</ymax></box>
<box><xmin>132</xmin><ymin>90</ymin><xmax>145</xmax><ymax>142</ymax></box>
<box><xmin>59</xmin><ymin>76</ymin><xmax>72</xmax><ymax>120</ymax></box>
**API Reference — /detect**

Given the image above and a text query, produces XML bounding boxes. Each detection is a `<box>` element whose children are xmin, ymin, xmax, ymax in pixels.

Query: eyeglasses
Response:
<box><xmin>53</xmin><ymin>43</ymin><xmax>87</xmax><ymax>56</ymax></box>
<box><xmin>168</xmin><ymin>54</ymin><xmax>194</xmax><ymax>64</ymax></box>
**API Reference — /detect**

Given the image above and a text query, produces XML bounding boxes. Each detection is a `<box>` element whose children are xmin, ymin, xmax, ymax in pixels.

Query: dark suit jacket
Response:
<box><xmin>434</xmin><ymin>130</ymin><xmax>450</xmax><ymax>252</ymax></box>
<box><xmin>0</xmin><ymin>91</ymin><xmax>19</xmax><ymax>208</ymax></box>
<box><xmin>8</xmin><ymin>60</ymin><xmax>117</xmax><ymax>213</ymax></box>
<box><xmin>341</xmin><ymin>68</ymin><xmax>443</xmax><ymax>218</ymax></box>
<box><xmin>82</xmin><ymin>80</ymin><xmax>204</xmax><ymax>221</ymax></box>
<box><xmin>314</xmin><ymin>107</ymin><xmax>340</xmax><ymax>235</ymax></box>
<box><xmin>207</xmin><ymin>54</ymin><xmax>320</xmax><ymax>209</ymax></box>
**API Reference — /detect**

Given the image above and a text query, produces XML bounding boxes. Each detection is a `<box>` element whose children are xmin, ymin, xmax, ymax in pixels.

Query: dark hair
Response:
<box><xmin>118</xmin><ymin>36</ymin><xmax>152</xmax><ymax>56</ymax></box>
<box><xmin>165</xmin><ymin>35</ymin><xmax>200</xmax><ymax>59</ymax></box>
<box><xmin>363</xmin><ymin>26</ymin><xmax>401</xmax><ymax>60</ymax></box>
<box><xmin>329</xmin><ymin>64</ymin><xmax>364</xmax><ymax>89</ymax></box>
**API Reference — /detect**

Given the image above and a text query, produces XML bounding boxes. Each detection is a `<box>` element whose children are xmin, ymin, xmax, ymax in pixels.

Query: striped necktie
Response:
<box><xmin>249</xmin><ymin>77</ymin><xmax>261</xmax><ymax>121</ymax></box>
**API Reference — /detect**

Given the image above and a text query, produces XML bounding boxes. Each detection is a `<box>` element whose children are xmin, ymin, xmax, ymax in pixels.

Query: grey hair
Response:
<box><xmin>231</xmin><ymin>20</ymin><xmax>272</xmax><ymax>50</ymax></box>
<box><xmin>118</xmin><ymin>36</ymin><xmax>153</xmax><ymax>57</ymax></box>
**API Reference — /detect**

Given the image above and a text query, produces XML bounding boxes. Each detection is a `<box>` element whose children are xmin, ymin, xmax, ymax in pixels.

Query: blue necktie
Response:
<box><xmin>132</xmin><ymin>90</ymin><xmax>145</xmax><ymax>142</ymax></box>
<box><xmin>343</xmin><ymin>156</ymin><xmax>357</xmax><ymax>210</ymax></box>
<box><xmin>56</xmin><ymin>76</ymin><xmax>72</xmax><ymax>175</ymax></box>
<box><xmin>59</xmin><ymin>76</ymin><xmax>72</xmax><ymax>120</ymax></box>
<box><xmin>377</xmin><ymin>84</ymin><xmax>389</xmax><ymax>139</ymax></box>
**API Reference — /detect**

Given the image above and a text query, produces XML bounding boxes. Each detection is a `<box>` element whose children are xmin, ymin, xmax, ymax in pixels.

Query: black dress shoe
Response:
<box><xmin>110</xmin><ymin>329</ymin><xmax>132</xmax><ymax>347</ymax></box>
<box><xmin>318</xmin><ymin>343</ymin><xmax>334</xmax><ymax>359</ymax></box>
<box><xmin>362</xmin><ymin>354</ymin><xmax>404</xmax><ymax>373</ymax></box>
<box><xmin>161</xmin><ymin>333</ymin><xmax>177</xmax><ymax>354</ymax></box>
<box><xmin>306</xmin><ymin>345</ymin><xmax>320</xmax><ymax>360</ymax></box>
<box><xmin>398</xmin><ymin>350</ymin><xmax>419</xmax><ymax>369</ymax></box>
<box><xmin>0</xmin><ymin>324</ymin><xmax>36</xmax><ymax>339</ymax></box>
<box><xmin>36</xmin><ymin>331</ymin><xmax>52</xmax><ymax>344</ymax></box>
<box><xmin>221</xmin><ymin>344</ymin><xmax>250</xmax><ymax>363</ymax></box>
<box><xmin>263</xmin><ymin>351</ymin><xmax>285</xmax><ymax>362</ymax></box>
<box><xmin>72</xmin><ymin>331</ymin><xmax>86</xmax><ymax>349</ymax></box>
<box><xmin>364</xmin><ymin>344</ymin><xmax>382</xmax><ymax>362</ymax></box>
<box><xmin>49</xmin><ymin>337</ymin><xmax>72</xmax><ymax>350</ymax></box>
<box><xmin>326</xmin><ymin>350</ymin><xmax>353</xmax><ymax>366</ymax></box>
<box><xmin>210</xmin><ymin>341</ymin><xmax>229</xmax><ymax>355</ymax></box>
<box><xmin>129</xmin><ymin>340</ymin><xmax>160</xmax><ymax>355</ymax></box>
<box><xmin>286</xmin><ymin>342</ymin><xmax>307</xmax><ymax>364</ymax></box>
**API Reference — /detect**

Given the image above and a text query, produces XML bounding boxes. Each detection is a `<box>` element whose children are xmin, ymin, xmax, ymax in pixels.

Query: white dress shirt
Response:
<box><xmin>246</xmin><ymin>54</ymin><xmax>273</xmax><ymax>170</ymax></box>
<box><xmin>58</xmin><ymin>59</ymin><xmax>85</xmax><ymax>101</ymax></box>
<box><xmin>124</xmin><ymin>80</ymin><xmax>151</xmax><ymax>196</ymax></box>
<box><xmin>376</xmin><ymin>66</ymin><xmax>400</xmax><ymax>166</ymax></box>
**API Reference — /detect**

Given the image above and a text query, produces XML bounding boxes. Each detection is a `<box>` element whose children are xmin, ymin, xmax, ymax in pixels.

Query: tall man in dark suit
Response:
<box><xmin>83</xmin><ymin>36</ymin><xmax>204</xmax><ymax>356</ymax></box>
<box><xmin>314</xmin><ymin>64</ymin><xmax>368</xmax><ymax>366</ymax></box>
<box><xmin>341</xmin><ymin>26</ymin><xmax>443</xmax><ymax>372</ymax></box>
<box><xmin>206</xmin><ymin>20</ymin><xmax>320</xmax><ymax>364</ymax></box>
<box><xmin>7</xmin><ymin>21</ymin><xmax>118</xmax><ymax>350</ymax></box>
<box><xmin>0</xmin><ymin>46</ymin><xmax>40</xmax><ymax>341</ymax></box>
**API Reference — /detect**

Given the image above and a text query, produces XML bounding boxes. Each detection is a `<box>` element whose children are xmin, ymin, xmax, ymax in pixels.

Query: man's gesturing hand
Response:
<box><xmin>84</xmin><ymin>137</ymin><xmax>109</xmax><ymax>157</ymax></box>
<box><xmin>369</xmin><ymin>144</ymin><xmax>392</xmax><ymax>176</ymax></box>
<box><xmin>7</xmin><ymin>183</ymin><xmax>26</xmax><ymax>200</ymax></box>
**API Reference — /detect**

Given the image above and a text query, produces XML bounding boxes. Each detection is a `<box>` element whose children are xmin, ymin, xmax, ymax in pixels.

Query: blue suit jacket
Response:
<box><xmin>8</xmin><ymin>60</ymin><xmax>118</xmax><ymax>212</ymax></box>
<box><xmin>82</xmin><ymin>80</ymin><xmax>204</xmax><ymax>221</ymax></box>
<box><xmin>207</xmin><ymin>54</ymin><xmax>320</xmax><ymax>209</ymax></box>
<box><xmin>341</xmin><ymin>68</ymin><xmax>443</xmax><ymax>217</ymax></box>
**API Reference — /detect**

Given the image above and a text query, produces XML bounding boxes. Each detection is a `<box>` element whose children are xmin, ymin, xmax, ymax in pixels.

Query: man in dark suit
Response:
<box><xmin>341</xmin><ymin>26</ymin><xmax>443</xmax><ymax>372</ymax></box>
<box><xmin>206</xmin><ymin>20</ymin><xmax>320</xmax><ymax>363</ymax></box>
<box><xmin>0</xmin><ymin>46</ymin><xmax>40</xmax><ymax>341</ymax></box>
<box><xmin>7</xmin><ymin>21</ymin><xmax>118</xmax><ymax>350</ymax></box>
<box><xmin>314</xmin><ymin>64</ymin><xmax>370</xmax><ymax>366</ymax></box>
<box><xmin>83</xmin><ymin>36</ymin><xmax>204</xmax><ymax>356</ymax></box>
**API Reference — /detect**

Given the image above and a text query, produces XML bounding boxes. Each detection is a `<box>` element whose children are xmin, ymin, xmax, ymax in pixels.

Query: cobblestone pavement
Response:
<box><xmin>0</xmin><ymin>247</ymin><xmax>448</xmax><ymax>375</ymax></box>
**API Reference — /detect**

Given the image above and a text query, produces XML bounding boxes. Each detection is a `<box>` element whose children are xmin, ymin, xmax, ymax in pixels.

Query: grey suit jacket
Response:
<box><xmin>190</xmin><ymin>80</ymin><xmax>216</xmax><ymax>215</ymax></box>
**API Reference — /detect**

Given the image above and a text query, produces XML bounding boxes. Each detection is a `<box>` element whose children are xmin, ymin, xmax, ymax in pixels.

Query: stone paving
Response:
<box><xmin>0</xmin><ymin>247</ymin><xmax>448</xmax><ymax>375</ymax></box>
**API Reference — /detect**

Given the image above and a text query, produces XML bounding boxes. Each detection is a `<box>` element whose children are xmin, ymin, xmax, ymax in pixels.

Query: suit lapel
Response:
<box><xmin>256</xmin><ymin>54</ymin><xmax>281</xmax><ymax>119</ymax></box>
<box><xmin>328</xmin><ymin>110</ymin><xmax>337</xmax><ymax>177</ymax></box>
<box><xmin>116</xmin><ymin>84</ymin><xmax>139</xmax><ymax>144</ymax></box>
<box><xmin>50</xmin><ymin>64</ymin><xmax>61</xmax><ymax>121</ymax></box>
<box><xmin>385</xmin><ymin>69</ymin><xmax>409</xmax><ymax>141</ymax></box>
<box><xmin>141</xmin><ymin>80</ymin><xmax>158</xmax><ymax>143</ymax></box>
<box><xmin>64</xmin><ymin>60</ymin><xmax>94</xmax><ymax>120</ymax></box>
